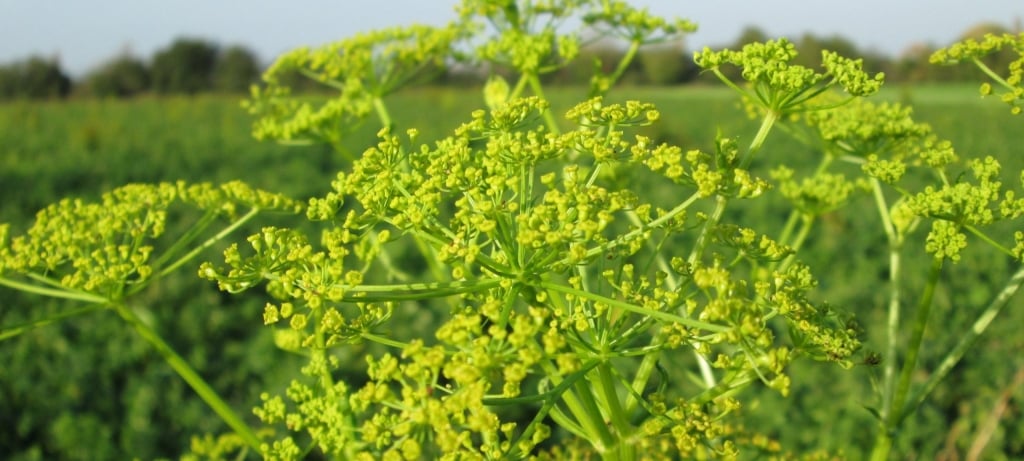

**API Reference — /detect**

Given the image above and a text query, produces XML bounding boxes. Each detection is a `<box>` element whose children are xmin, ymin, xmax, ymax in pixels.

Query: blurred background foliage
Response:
<box><xmin>0</xmin><ymin>20</ymin><xmax>1020</xmax><ymax>101</ymax></box>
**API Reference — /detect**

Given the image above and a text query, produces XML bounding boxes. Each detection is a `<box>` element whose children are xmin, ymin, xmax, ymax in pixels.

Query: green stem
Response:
<box><xmin>574</xmin><ymin>192</ymin><xmax>701</xmax><ymax>265</ymax></box>
<box><xmin>573</xmin><ymin>377</ymin><xmax>616</xmax><ymax>453</ymax></box>
<box><xmin>373</xmin><ymin>96</ymin><xmax>393</xmax><ymax>131</ymax></box>
<box><xmin>150</xmin><ymin>208</ymin><xmax>262</xmax><ymax>282</ymax></box>
<box><xmin>621</xmin><ymin>207</ymin><xmax>715</xmax><ymax>414</ymax></box>
<box><xmin>901</xmin><ymin>262</ymin><xmax>1024</xmax><ymax>420</ymax></box>
<box><xmin>971</xmin><ymin>57</ymin><xmax>1015</xmax><ymax>92</ymax></box>
<box><xmin>360</xmin><ymin>331</ymin><xmax>411</xmax><ymax>349</ymax></box>
<box><xmin>151</xmin><ymin>210</ymin><xmax>218</xmax><ymax>271</ymax></box>
<box><xmin>526</xmin><ymin>73</ymin><xmax>561</xmax><ymax>135</ymax></box>
<box><xmin>338</xmin><ymin>277</ymin><xmax>502</xmax><ymax>302</ymax></box>
<box><xmin>964</xmin><ymin>225</ymin><xmax>1015</xmax><ymax>257</ymax></box>
<box><xmin>741</xmin><ymin>109</ymin><xmax>779</xmax><ymax>169</ymax></box>
<box><xmin>711</xmin><ymin>67</ymin><xmax>751</xmax><ymax>98</ymax></box>
<box><xmin>509</xmin><ymin>73</ymin><xmax>530</xmax><ymax>100</ymax></box>
<box><xmin>0</xmin><ymin>304</ymin><xmax>105</xmax><ymax>341</ymax></box>
<box><xmin>871</xmin><ymin>256</ymin><xmax>943</xmax><ymax>460</ymax></box>
<box><xmin>114</xmin><ymin>303</ymin><xmax>262</xmax><ymax>452</ymax></box>
<box><xmin>0</xmin><ymin>276</ymin><xmax>109</xmax><ymax>304</ymax></box>
<box><xmin>890</xmin><ymin>256</ymin><xmax>943</xmax><ymax>421</ymax></box>
<box><xmin>594</xmin><ymin>39</ymin><xmax>641</xmax><ymax>97</ymax></box>
<box><xmin>501</xmin><ymin>360</ymin><xmax>599</xmax><ymax>458</ymax></box>
<box><xmin>774</xmin><ymin>214</ymin><xmax>814</xmax><ymax>274</ymax></box>
<box><xmin>878</xmin><ymin>243</ymin><xmax>905</xmax><ymax>429</ymax></box>
<box><xmin>541</xmin><ymin>281</ymin><xmax>730</xmax><ymax>333</ymax></box>
<box><xmin>774</xmin><ymin>211</ymin><xmax>802</xmax><ymax>253</ymax></box>
<box><xmin>311</xmin><ymin>310</ymin><xmax>356</xmax><ymax>458</ymax></box>
<box><xmin>687</xmin><ymin>195</ymin><xmax>729</xmax><ymax>266</ymax></box>
<box><xmin>538</xmin><ymin>359</ymin><xmax>606</xmax><ymax>449</ymax></box>
<box><xmin>596</xmin><ymin>362</ymin><xmax>634</xmax><ymax>459</ymax></box>
<box><xmin>871</xmin><ymin>178</ymin><xmax>902</xmax><ymax>424</ymax></box>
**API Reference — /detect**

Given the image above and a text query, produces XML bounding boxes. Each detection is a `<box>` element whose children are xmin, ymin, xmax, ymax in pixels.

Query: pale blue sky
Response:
<box><xmin>1</xmin><ymin>1</ymin><xmax>1021</xmax><ymax>77</ymax></box>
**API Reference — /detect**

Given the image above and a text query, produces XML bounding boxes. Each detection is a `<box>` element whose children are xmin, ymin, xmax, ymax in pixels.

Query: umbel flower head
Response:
<box><xmin>1</xmin><ymin>181</ymin><xmax>301</xmax><ymax>300</ymax></box>
<box><xmin>201</xmin><ymin>90</ymin><xmax>862</xmax><ymax>459</ymax></box>
<box><xmin>694</xmin><ymin>38</ymin><xmax>884</xmax><ymax>115</ymax></box>
<box><xmin>931</xmin><ymin>32</ymin><xmax>1024</xmax><ymax>114</ymax></box>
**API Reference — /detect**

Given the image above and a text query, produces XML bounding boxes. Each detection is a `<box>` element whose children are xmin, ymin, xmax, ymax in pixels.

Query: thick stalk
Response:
<box><xmin>891</xmin><ymin>257</ymin><xmax>943</xmax><ymax>419</ymax></box>
<box><xmin>538</xmin><ymin>359</ymin><xmax>610</xmax><ymax>451</ymax></box>
<box><xmin>740</xmin><ymin>109</ymin><xmax>780</xmax><ymax>169</ymax></box>
<box><xmin>871</xmin><ymin>256</ymin><xmax>944</xmax><ymax>461</ymax></box>
<box><xmin>114</xmin><ymin>303</ymin><xmax>262</xmax><ymax>452</ymax></box>
<box><xmin>871</xmin><ymin>178</ymin><xmax>902</xmax><ymax>424</ymax></box>
<box><xmin>572</xmin><ymin>377</ymin><xmax>617</xmax><ymax>455</ymax></box>
<box><xmin>880</xmin><ymin>240</ymin><xmax>903</xmax><ymax>421</ymax></box>
<box><xmin>372</xmin><ymin>96</ymin><xmax>393</xmax><ymax>131</ymax></box>
<box><xmin>596</xmin><ymin>362</ymin><xmax>634</xmax><ymax>460</ymax></box>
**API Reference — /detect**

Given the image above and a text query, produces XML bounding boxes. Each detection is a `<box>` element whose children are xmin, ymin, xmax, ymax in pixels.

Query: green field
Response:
<box><xmin>2</xmin><ymin>84</ymin><xmax>1023</xmax><ymax>459</ymax></box>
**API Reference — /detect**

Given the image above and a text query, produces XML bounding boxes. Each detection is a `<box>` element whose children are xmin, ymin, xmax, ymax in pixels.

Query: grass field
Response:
<box><xmin>2</xmin><ymin>83</ymin><xmax>1023</xmax><ymax>459</ymax></box>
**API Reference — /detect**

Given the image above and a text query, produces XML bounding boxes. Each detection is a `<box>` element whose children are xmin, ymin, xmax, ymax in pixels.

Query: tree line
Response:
<box><xmin>1</xmin><ymin>21</ymin><xmax>1017</xmax><ymax>101</ymax></box>
<box><xmin>0</xmin><ymin>38</ymin><xmax>261</xmax><ymax>100</ymax></box>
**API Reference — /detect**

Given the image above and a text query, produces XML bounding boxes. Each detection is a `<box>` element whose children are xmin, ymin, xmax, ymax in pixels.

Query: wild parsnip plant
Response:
<box><xmin>3</xmin><ymin>1</ymin><xmax>1024</xmax><ymax>459</ymax></box>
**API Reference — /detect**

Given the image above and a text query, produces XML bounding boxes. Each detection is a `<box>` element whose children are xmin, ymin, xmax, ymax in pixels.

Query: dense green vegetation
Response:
<box><xmin>2</xmin><ymin>81</ymin><xmax>1022</xmax><ymax>459</ymax></box>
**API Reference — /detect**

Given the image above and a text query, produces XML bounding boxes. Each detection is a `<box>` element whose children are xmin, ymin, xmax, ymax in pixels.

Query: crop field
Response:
<box><xmin>2</xmin><ymin>83</ymin><xmax>1023</xmax><ymax>459</ymax></box>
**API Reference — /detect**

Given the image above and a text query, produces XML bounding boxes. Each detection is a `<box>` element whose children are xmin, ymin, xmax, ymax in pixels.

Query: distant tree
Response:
<box><xmin>891</xmin><ymin>42</ymin><xmax>940</xmax><ymax>82</ymax></box>
<box><xmin>791</xmin><ymin>33</ymin><xmax>890</xmax><ymax>77</ymax></box>
<box><xmin>637</xmin><ymin>42</ymin><xmax>695</xmax><ymax>85</ymax></box>
<box><xmin>214</xmin><ymin>45</ymin><xmax>261</xmax><ymax>93</ymax></box>
<box><xmin>151</xmin><ymin>38</ymin><xmax>219</xmax><ymax>94</ymax></box>
<box><xmin>85</xmin><ymin>54</ymin><xmax>150</xmax><ymax>98</ymax></box>
<box><xmin>547</xmin><ymin>41</ymin><xmax>630</xmax><ymax>86</ymax></box>
<box><xmin>0</xmin><ymin>65</ymin><xmax>18</xmax><ymax>99</ymax></box>
<box><xmin>893</xmin><ymin>22</ymin><xmax>1017</xmax><ymax>84</ymax></box>
<box><xmin>793</xmin><ymin>33</ymin><xmax>859</xmax><ymax>67</ymax></box>
<box><xmin>0</xmin><ymin>56</ymin><xmax>72</xmax><ymax>100</ymax></box>
<box><xmin>733</xmin><ymin>25</ymin><xmax>770</xmax><ymax>48</ymax></box>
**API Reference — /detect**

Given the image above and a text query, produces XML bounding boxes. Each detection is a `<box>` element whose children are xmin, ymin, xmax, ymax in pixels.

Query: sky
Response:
<box><xmin>1</xmin><ymin>1</ymin><xmax>1021</xmax><ymax>77</ymax></box>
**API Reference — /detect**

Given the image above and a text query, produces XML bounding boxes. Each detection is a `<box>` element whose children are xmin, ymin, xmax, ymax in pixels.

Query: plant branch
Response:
<box><xmin>114</xmin><ymin>303</ymin><xmax>262</xmax><ymax>452</ymax></box>
<box><xmin>0</xmin><ymin>304</ymin><xmax>105</xmax><ymax>341</ymax></box>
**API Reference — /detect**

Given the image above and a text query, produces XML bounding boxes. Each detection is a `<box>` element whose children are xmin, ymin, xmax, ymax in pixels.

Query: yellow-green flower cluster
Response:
<box><xmin>458</xmin><ymin>0</ymin><xmax>583</xmax><ymax>75</ymax></box>
<box><xmin>712</xmin><ymin>224</ymin><xmax>794</xmax><ymax>263</ymax></box>
<box><xmin>632</xmin><ymin>134</ymin><xmax>769</xmax><ymax>198</ymax></box>
<box><xmin>638</xmin><ymin>395</ymin><xmax>738</xmax><ymax>459</ymax></box>
<box><xmin>694</xmin><ymin>38</ymin><xmax>884</xmax><ymax>114</ymax></box>
<box><xmin>771</xmin><ymin>167</ymin><xmax>870</xmax><ymax>216</ymax></box>
<box><xmin>209</xmin><ymin>80</ymin><xmax>866</xmax><ymax>460</ymax></box>
<box><xmin>2</xmin><ymin>181</ymin><xmax>299</xmax><ymax>300</ymax></box>
<box><xmin>805</xmin><ymin>99</ymin><xmax>932</xmax><ymax>158</ymax></box>
<box><xmin>582</xmin><ymin>0</ymin><xmax>696</xmax><ymax>42</ymax></box>
<box><xmin>252</xmin><ymin>354</ymin><xmax>357</xmax><ymax>459</ymax></box>
<box><xmin>931</xmin><ymin>32</ymin><xmax>1024</xmax><ymax>114</ymax></box>
<box><xmin>246</xmin><ymin>24</ymin><xmax>465</xmax><ymax>146</ymax></box>
<box><xmin>901</xmin><ymin>156</ymin><xmax>1019</xmax><ymax>262</ymax></box>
